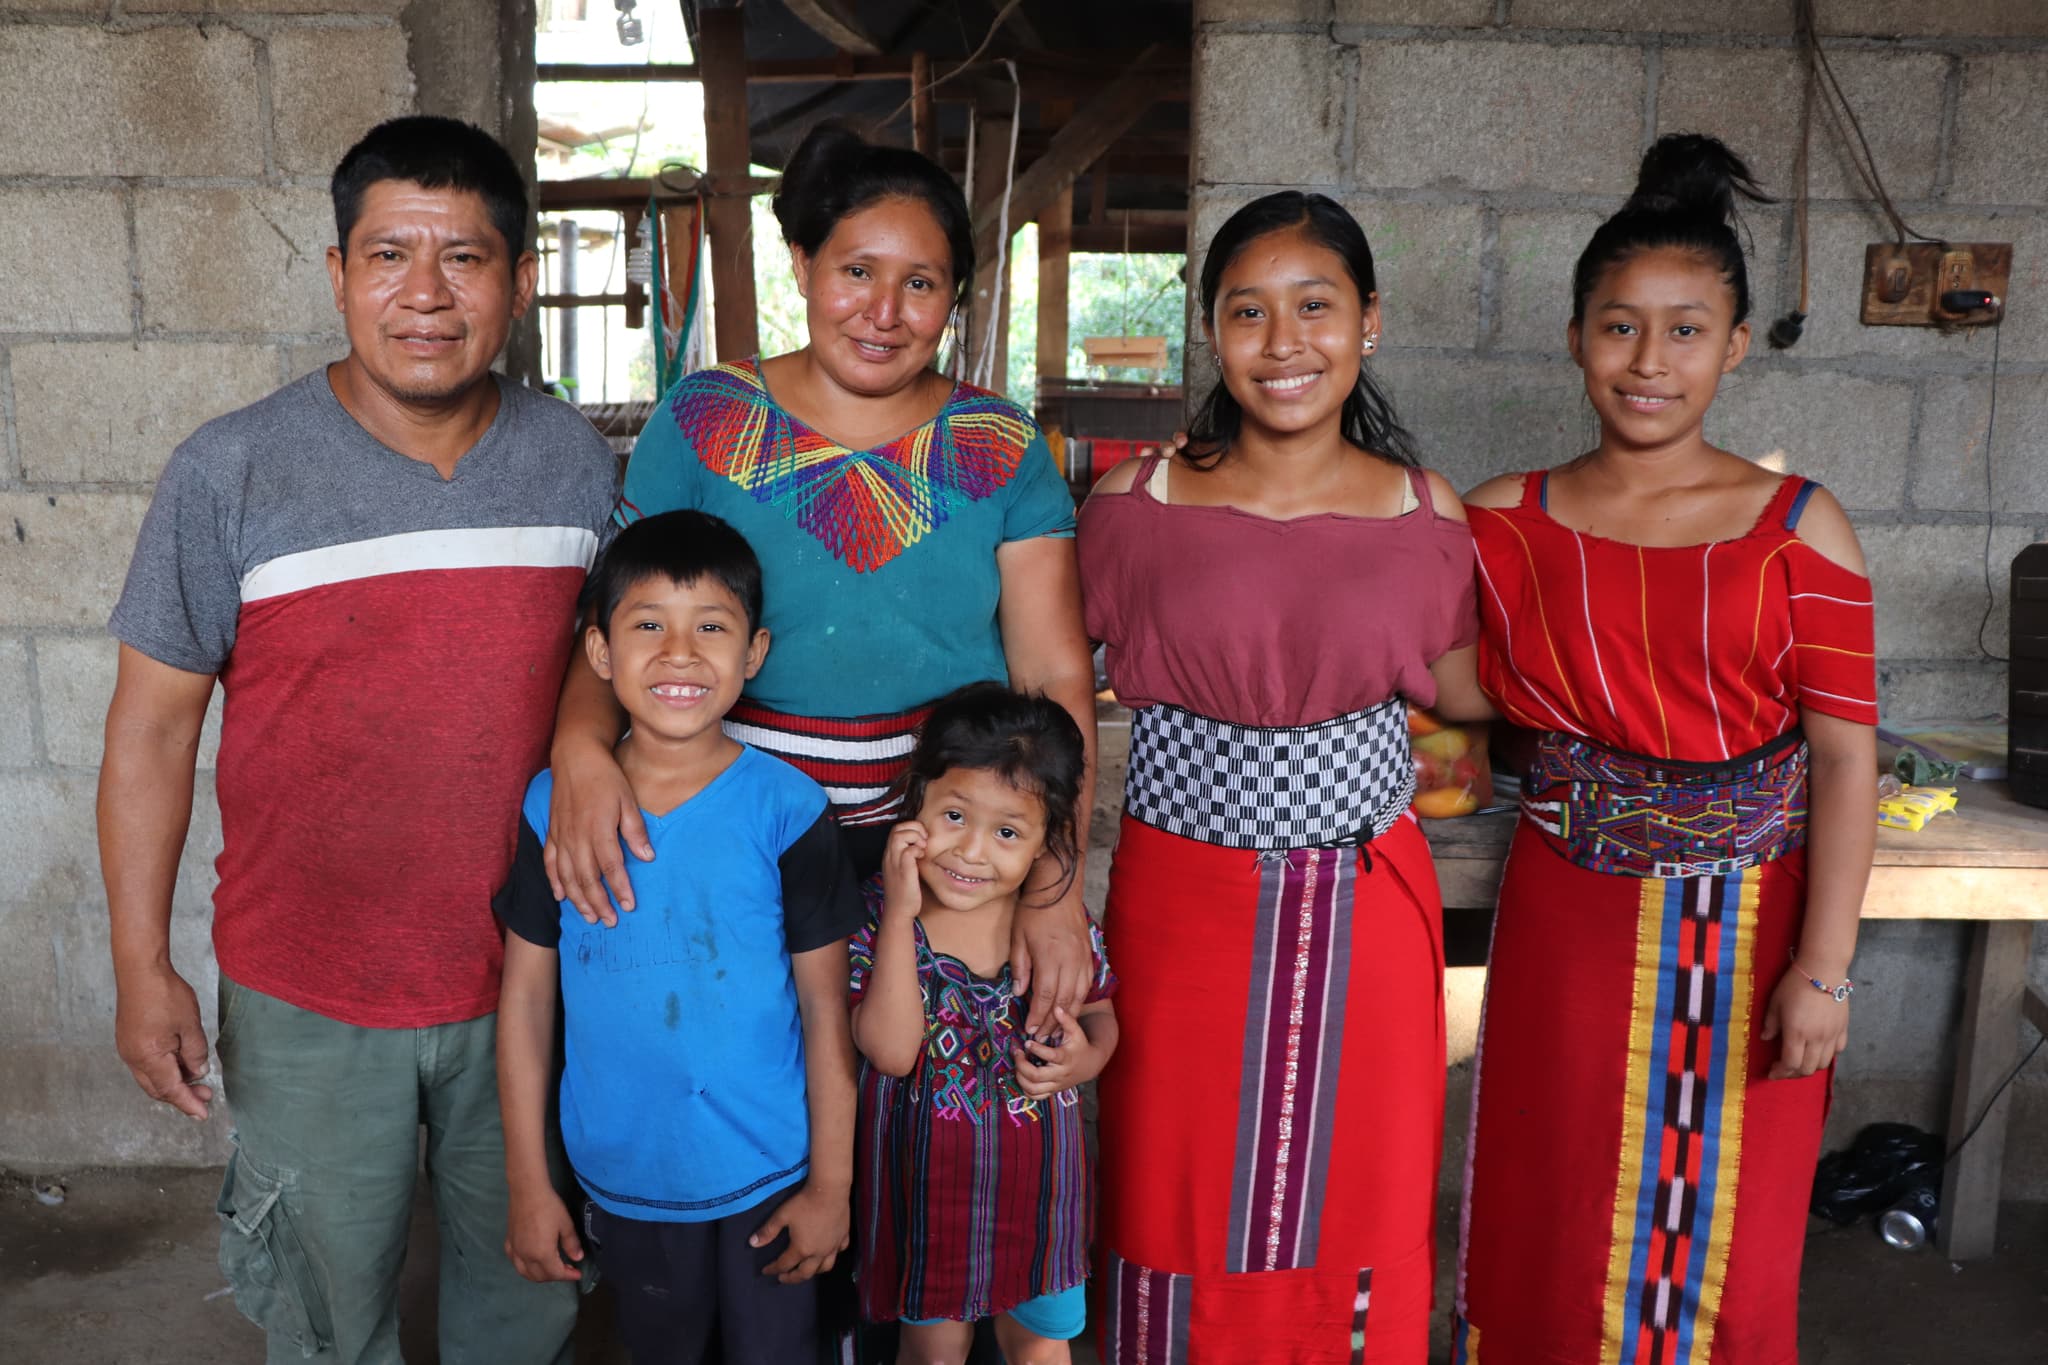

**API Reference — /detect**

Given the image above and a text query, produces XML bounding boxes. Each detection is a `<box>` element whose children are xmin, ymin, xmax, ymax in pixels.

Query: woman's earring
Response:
<box><xmin>1363</xmin><ymin>335</ymin><xmax>1378</xmax><ymax>353</ymax></box>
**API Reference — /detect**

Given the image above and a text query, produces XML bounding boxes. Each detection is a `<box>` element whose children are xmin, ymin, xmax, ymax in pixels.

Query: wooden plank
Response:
<box><xmin>911</xmin><ymin>51</ymin><xmax>936</xmax><ymax>158</ymax></box>
<box><xmin>538</xmin><ymin>175</ymin><xmax>774</xmax><ymax>212</ymax></box>
<box><xmin>537</xmin><ymin>57</ymin><xmax>914</xmax><ymax>84</ymax></box>
<box><xmin>1939</xmin><ymin>921</ymin><xmax>2037</xmax><ymax>1259</ymax></box>
<box><xmin>1069</xmin><ymin>222</ymin><xmax>1185</xmax><ymax>254</ymax></box>
<box><xmin>1037</xmin><ymin>184</ymin><xmax>1072</xmax><ymax>381</ymax></box>
<box><xmin>782</xmin><ymin>0</ymin><xmax>883</xmax><ymax>56</ymax></box>
<box><xmin>965</xmin><ymin>108</ymin><xmax>1015</xmax><ymax>388</ymax></box>
<box><xmin>971</xmin><ymin>46</ymin><xmax>1166</xmax><ymax>243</ymax></box>
<box><xmin>2023</xmin><ymin>984</ymin><xmax>2048</xmax><ymax>1040</ymax></box>
<box><xmin>697</xmin><ymin>8</ymin><xmax>757</xmax><ymax>363</ymax></box>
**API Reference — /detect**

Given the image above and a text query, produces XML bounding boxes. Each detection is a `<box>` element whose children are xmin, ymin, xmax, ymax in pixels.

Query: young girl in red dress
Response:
<box><xmin>850</xmin><ymin>684</ymin><xmax>1119</xmax><ymax>1365</ymax></box>
<box><xmin>1454</xmin><ymin>134</ymin><xmax>1879</xmax><ymax>1364</ymax></box>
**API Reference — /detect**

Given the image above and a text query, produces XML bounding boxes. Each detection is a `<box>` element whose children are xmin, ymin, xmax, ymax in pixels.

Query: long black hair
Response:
<box><xmin>773</xmin><ymin>122</ymin><xmax>976</xmax><ymax>308</ymax></box>
<box><xmin>1572</xmin><ymin>133</ymin><xmax>1774</xmax><ymax>324</ymax></box>
<box><xmin>1186</xmin><ymin>192</ymin><xmax>1418</xmax><ymax>468</ymax></box>
<box><xmin>899</xmin><ymin>682</ymin><xmax>1086</xmax><ymax>899</ymax></box>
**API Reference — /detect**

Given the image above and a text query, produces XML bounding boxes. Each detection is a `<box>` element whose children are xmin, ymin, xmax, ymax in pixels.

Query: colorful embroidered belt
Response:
<box><xmin>1521</xmin><ymin>728</ymin><xmax>1810</xmax><ymax>878</ymax></box>
<box><xmin>1125</xmin><ymin>697</ymin><xmax>1415</xmax><ymax>850</ymax></box>
<box><xmin>724</xmin><ymin>699</ymin><xmax>932</xmax><ymax>827</ymax></box>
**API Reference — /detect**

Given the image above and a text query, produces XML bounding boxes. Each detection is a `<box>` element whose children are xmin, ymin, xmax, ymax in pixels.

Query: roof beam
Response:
<box><xmin>783</xmin><ymin>0</ymin><xmax>883</xmax><ymax>56</ymax></box>
<box><xmin>971</xmin><ymin>45</ymin><xmax>1167</xmax><ymax>245</ymax></box>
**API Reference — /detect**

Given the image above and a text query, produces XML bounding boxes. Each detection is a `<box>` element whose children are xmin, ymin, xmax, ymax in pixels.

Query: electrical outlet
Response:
<box><xmin>1861</xmin><ymin>242</ymin><xmax>2011</xmax><ymax>328</ymax></box>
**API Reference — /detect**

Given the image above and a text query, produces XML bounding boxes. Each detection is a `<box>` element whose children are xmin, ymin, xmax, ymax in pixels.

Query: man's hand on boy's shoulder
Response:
<box><xmin>750</xmin><ymin>1179</ymin><xmax>851</xmax><ymax>1284</ymax></box>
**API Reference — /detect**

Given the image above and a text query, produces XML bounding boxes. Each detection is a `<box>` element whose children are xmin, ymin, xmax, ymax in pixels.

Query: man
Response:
<box><xmin>100</xmin><ymin>116</ymin><xmax>614</xmax><ymax>1364</ymax></box>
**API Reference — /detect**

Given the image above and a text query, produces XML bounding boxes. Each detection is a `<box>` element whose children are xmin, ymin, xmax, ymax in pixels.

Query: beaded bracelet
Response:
<box><xmin>1789</xmin><ymin>951</ymin><xmax>1854</xmax><ymax>1003</ymax></box>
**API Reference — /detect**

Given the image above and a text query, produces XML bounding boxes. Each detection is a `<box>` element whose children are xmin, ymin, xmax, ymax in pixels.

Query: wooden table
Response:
<box><xmin>1425</xmin><ymin>779</ymin><xmax>2048</xmax><ymax>1260</ymax></box>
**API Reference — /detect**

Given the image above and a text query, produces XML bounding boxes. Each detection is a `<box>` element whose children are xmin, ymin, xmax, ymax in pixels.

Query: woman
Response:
<box><xmin>1453</xmin><ymin>135</ymin><xmax>1878</xmax><ymax>1363</ymax></box>
<box><xmin>1081</xmin><ymin>192</ymin><xmax>1489</xmax><ymax>1364</ymax></box>
<box><xmin>545</xmin><ymin>123</ymin><xmax>1100</xmax><ymax>1020</ymax></box>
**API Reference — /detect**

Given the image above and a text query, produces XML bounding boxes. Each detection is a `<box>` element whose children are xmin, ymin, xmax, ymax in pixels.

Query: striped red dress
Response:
<box><xmin>1454</xmin><ymin>473</ymin><xmax>1879</xmax><ymax>1365</ymax></box>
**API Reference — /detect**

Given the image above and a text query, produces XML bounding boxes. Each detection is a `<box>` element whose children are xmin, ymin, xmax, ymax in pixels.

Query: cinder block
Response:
<box><xmin>1370</xmin><ymin>355</ymin><xmax>1591</xmax><ymax>491</ymax></box>
<box><xmin>286</xmin><ymin>337</ymin><xmax>349</xmax><ymax>382</ymax></box>
<box><xmin>0</xmin><ymin>771</ymin><xmax>99</xmax><ymax>903</ymax></box>
<box><xmin>38</xmin><ymin>634</ymin><xmax>224</xmax><ymax>770</ymax></box>
<box><xmin>1198</xmin><ymin>0</ymin><xmax>1330</xmax><ymax>19</ymax></box>
<box><xmin>1336</xmin><ymin>0</ymin><xmax>1493</xmax><ymax>24</ymax></box>
<box><xmin>1950</xmin><ymin>56</ymin><xmax>2048</xmax><ymax>208</ymax></box>
<box><xmin>51</xmin><ymin>891</ymin><xmax>217</xmax><ymax>1042</ymax></box>
<box><xmin>12</xmin><ymin>342</ymin><xmax>280</xmax><ymax>484</ymax></box>
<box><xmin>1912</xmin><ymin>372</ymin><xmax>2048</xmax><ymax>515</ymax></box>
<box><xmin>1876</xmin><ymin>661</ymin><xmax>2007</xmax><ymax>721</ymax></box>
<box><xmin>135</xmin><ymin>189</ymin><xmax>337</xmax><ymax>334</ymax></box>
<box><xmin>1819</xmin><ymin>1</ymin><xmax>2048</xmax><ymax>39</ymax></box>
<box><xmin>0</xmin><ymin>190</ymin><xmax>133</xmax><ymax>334</ymax></box>
<box><xmin>268</xmin><ymin>25</ymin><xmax>416</xmax><ymax>177</ymax></box>
<box><xmin>1195</xmin><ymin>31</ymin><xmax>1348</xmax><ymax>188</ymax></box>
<box><xmin>1860</xmin><ymin>522</ymin><xmax>2038</xmax><ymax>659</ymax></box>
<box><xmin>1344</xmin><ymin>200</ymin><xmax>1482</xmax><ymax>350</ymax></box>
<box><xmin>123</xmin><ymin>0</ymin><xmax>408</xmax><ymax>11</ymax></box>
<box><xmin>1354</xmin><ymin>41</ymin><xmax>1643</xmax><ymax>194</ymax></box>
<box><xmin>0</xmin><ymin>492</ymin><xmax>150</xmax><ymax>629</ymax></box>
<box><xmin>1703</xmin><ymin>366</ymin><xmax>1911</xmax><ymax>511</ymax></box>
<box><xmin>1658</xmin><ymin>47</ymin><xmax>1945</xmax><ymax>202</ymax></box>
<box><xmin>0</xmin><ymin>639</ymin><xmax>34</xmax><ymax>766</ymax></box>
<box><xmin>0</xmin><ymin>27</ymin><xmax>262</xmax><ymax>177</ymax></box>
<box><xmin>0</xmin><ymin>1040</ymin><xmax>228</xmax><ymax>1168</ymax></box>
<box><xmin>1835</xmin><ymin>919</ymin><xmax>1971</xmax><ymax>1074</ymax></box>
<box><xmin>0</xmin><ymin>903</ymin><xmax>62</xmax><ymax>1041</ymax></box>
<box><xmin>1493</xmin><ymin>208</ymin><xmax>1610</xmax><ymax>354</ymax></box>
<box><xmin>1511</xmin><ymin>0</ymin><xmax>1791</xmax><ymax>33</ymax></box>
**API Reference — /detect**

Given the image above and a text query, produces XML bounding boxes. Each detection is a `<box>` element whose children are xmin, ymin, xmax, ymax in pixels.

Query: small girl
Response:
<box><xmin>849</xmin><ymin>683</ymin><xmax>1118</xmax><ymax>1365</ymax></box>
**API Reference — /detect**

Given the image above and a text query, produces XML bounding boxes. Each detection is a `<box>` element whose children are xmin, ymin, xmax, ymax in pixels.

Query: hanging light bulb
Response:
<box><xmin>614</xmin><ymin>0</ymin><xmax>644</xmax><ymax>45</ymax></box>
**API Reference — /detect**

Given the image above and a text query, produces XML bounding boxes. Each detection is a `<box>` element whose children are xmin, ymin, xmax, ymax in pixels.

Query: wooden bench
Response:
<box><xmin>1425</xmin><ymin>778</ymin><xmax>2048</xmax><ymax>1260</ymax></box>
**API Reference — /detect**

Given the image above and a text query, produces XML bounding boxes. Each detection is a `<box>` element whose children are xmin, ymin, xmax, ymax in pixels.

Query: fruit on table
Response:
<box><xmin>1413</xmin><ymin>786</ymin><xmax>1480</xmax><ymax>819</ymax></box>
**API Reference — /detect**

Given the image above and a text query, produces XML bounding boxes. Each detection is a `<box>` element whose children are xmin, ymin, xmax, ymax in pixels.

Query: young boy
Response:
<box><xmin>493</xmin><ymin>510</ymin><xmax>863</xmax><ymax>1363</ymax></box>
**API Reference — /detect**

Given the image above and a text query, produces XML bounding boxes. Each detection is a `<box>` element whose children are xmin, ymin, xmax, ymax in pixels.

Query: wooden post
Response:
<box><xmin>911</xmin><ymin>51</ymin><xmax>935</xmax><ymax>158</ymax></box>
<box><xmin>698</xmin><ymin>8</ymin><xmax>758</xmax><ymax>362</ymax></box>
<box><xmin>1937</xmin><ymin>920</ymin><xmax>2037</xmax><ymax>1259</ymax></box>
<box><xmin>1037</xmin><ymin>185</ymin><xmax>1072</xmax><ymax>383</ymax></box>
<box><xmin>966</xmin><ymin>106</ymin><xmax>1014</xmax><ymax>390</ymax></box>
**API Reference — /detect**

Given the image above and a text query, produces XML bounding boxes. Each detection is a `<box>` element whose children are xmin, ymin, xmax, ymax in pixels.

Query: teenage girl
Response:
<box><xmin>1454</xmin><ymin>134</ymin><xmax>1879</xmax><ymax>1363</ymax></box>
<box><xmin>1083</xmin><ymin>192</ymin><xmax>1489</xmax><ymax>1363</ymax></box>
<box><xmin>849</xmin><ymin>683</ymin><xmax>1119</xmax><ymax>1365</ymax></box>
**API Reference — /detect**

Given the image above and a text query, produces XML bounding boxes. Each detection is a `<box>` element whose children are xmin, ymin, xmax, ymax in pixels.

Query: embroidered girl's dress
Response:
<box><xmin>1454</xmin><ymin>474</ymin><xmax>1878</xmax><ymax>1364</ymax></box>
<box><xmin>848</xmin><ymin>917</ymin><xmax>1117</xmax><ymax>1325</ymax></box>
<box><xmin>618</xmin><ymin>358</ymin><xmax>1076</xmax><ymax>850</ymax></box>
<box><xmin>1080</xmin><ymin>457</ymin><xmax>1479</xmax><ymax>1364</ymax></box>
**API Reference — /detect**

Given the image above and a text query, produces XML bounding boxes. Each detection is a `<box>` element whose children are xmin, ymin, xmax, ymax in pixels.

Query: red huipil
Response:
<box><xmin>1081</xmin><ymin>459</ymin><xmax>1479</xmax><ymax>1365</ymax></box>
<box><xmin>1454</xmin><ymin>473</ymin><xmax>1878</xmax><ymax>1365</ymax></box>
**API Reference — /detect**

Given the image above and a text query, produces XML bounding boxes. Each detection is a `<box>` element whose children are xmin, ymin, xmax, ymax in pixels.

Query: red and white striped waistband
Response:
<box><xmin>723</xmin><ymin>699</ymin><xmax>933</xmax><ymax>827</ymax></box>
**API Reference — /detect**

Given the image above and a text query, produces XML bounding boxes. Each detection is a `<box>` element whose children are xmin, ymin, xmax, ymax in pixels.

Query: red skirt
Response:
<box><xmin>1097</xmin><ymin>813</ymin><xmax>1447</xmax><ymax>1364</ymax></box>
<box><xmin>1453</xmin><ymin>820</ymin><xmax>1829</xmax><ymax>1364</ymax></box>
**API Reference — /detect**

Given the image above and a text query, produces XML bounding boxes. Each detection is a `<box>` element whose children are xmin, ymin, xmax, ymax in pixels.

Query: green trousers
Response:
<box><xmin>214</xmin><ymin>975</ymin><xmax>578</xmax><ymax>1365</ymax></box>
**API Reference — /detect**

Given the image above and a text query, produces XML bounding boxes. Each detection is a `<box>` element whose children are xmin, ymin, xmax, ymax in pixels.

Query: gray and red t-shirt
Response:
<box><xmin>111</xmin><ymin>371</ymin><xmax>616</xmax><ymax>1028</ymax></box>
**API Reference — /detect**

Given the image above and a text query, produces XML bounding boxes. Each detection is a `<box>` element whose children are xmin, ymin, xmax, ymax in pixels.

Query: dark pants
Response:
<box><xmin>583</xmin><ymin>1194</ymin><xmax>823</xmax><ymax>1365</ymax></box>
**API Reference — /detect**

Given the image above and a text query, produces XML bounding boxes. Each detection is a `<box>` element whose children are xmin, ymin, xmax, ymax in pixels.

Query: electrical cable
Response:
<box><xmin>1795</xmin><ymin>0</ymin><xmax>1940</xmax><ymax>246</ymax></box>
<box><xmin>1976</xmin><ymin>319</ymin><xmax>2009</xmax><ymax>663</ymax></box>
<box><xmin>971</xmin><ymin>58</ymin><xmax>1021</xmax><ymax>391</ymax></box>
<box><xmin>880</xmin><ymin>0</ymin><xmax>1028</xmax><ymax>129</ymax></box>
<box><xmin>1940</xmin><ymin>1032</ymin><xmax>2044</xmax><ymax>1168</ymax></box>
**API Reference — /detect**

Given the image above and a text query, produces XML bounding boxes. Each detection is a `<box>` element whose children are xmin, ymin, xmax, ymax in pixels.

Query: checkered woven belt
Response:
<box><xmin>1521</xmin><ymin>728</ymin><xmax>1810</xmax><ymax>878</ymax></box>
<box><xmin>1123</xmin><ymin>698</ymin><xmax>1415</xmax><ymax>850</ymax></box>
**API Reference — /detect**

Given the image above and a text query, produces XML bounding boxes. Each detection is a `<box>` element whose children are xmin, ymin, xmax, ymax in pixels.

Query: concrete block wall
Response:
<box><xmin>1193</xmin><ymin>0</ymin><xmax>2048</xmax><ymax>1197</ymax></box>
<box><xmin>0</xmin><ymin>1</ymin><xmax>527</xmax><ymax>1169</ymax></box>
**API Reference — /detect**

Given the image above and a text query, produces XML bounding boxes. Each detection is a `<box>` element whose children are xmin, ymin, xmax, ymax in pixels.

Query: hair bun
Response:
<box><xmin>1625</xmin><ymin>133</ymin><xmax>1773</xmax><ymax>223</ymax></box>
<box><xmin>773</xmin><ymin>122</ymin><xmax>869</xmax><ymax>239</ymax></box>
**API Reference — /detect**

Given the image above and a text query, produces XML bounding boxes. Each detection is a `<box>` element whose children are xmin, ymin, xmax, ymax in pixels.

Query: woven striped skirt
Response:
<box><xmin>1096</xmin><ymin>812</ymin><xmax>1446</xmax><ymax>1364</ymax></box>
<box><xmin>1453</xmin><ymin>733</ymin><xmax>1826</xmax><ymax>1364</ymax></box>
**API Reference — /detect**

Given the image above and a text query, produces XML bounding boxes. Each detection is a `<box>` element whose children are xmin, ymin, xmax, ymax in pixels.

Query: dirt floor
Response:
<box><xmin>10</xmin><ymin>714</ymin><xmax>2046</xmax><ymax>1362</ymax></box>
<box><xmin>3</xmin><ymin>1165</ymin><xmax>2044</xmax><ymax>1364</ymax></box>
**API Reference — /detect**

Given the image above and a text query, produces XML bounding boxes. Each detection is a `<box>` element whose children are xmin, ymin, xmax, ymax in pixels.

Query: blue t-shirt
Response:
<box><xmin>617</xmin><ymin>358</ymin><xmax>1076</xmax><ymax>716</ymax></box>
<box><xmin>495</xmin><ymin>748</ymin><xmax>863</xmax><ymax>1222</ymax></box>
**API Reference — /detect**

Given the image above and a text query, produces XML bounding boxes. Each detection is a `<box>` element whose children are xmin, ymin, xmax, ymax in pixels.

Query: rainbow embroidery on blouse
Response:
<box><xmin>671</xmin><ymin>360</ymin><xmax>1035</xmax><ymax>573</ymax></box>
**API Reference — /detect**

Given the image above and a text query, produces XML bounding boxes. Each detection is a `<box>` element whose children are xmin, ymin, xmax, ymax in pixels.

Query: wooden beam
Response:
<box><xmin>538</xmin><ymin>174</ymin><xmax>775</xmax><ymax>213</ymax></box>
<box><xmin>965</xmin><ymin>108</ymin><xmax>1016</xmax><ymax>388</ymax></box>
<box><xmin>698</xmin><ymin>8</ymin><xmax>757</xmax><ymax>362</ymax></box>
<box><xmin>1938</xmin><ymin>921</ymin><xmax>2037</xmax><ymax>1259</ymax></box>
<box><xmin>783</xmin><ymin>0</ymin><xmax>883</xmax><ymax>56</ymax></box>
<box><xmin>911</xmin><ymin>51</ymin><xmax>936</xmax><ymax>158</ymax></box>
<box><xmin>969</xmin><ymin>46</ymin><xmax>1166</xmax><ymax>242</ymax></box>
<box><xmin>1037</xmin><ymin>184</ymin><xmax>1072</xmax><ymax>381</ymax></box>
<box><xmin>1069</xmin><ymin>222</ymin><xmax>1184</xmax><ymax>253</ymax></box>
<box><xmin>537</xmin><ymin>56</ymin><xmax>918</xmax><ymax>84</ymax></box>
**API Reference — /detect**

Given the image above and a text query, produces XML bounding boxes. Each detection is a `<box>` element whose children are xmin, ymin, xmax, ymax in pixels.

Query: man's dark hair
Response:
<box><xmin>331</xmin><ymin>115</ymin><xmax>531</xmax><ymax>257</ymax></box>
<box><xmin>582</xmin><ymin>511</ymin><xmax>766</xmax><ymax>636</ymax></box>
